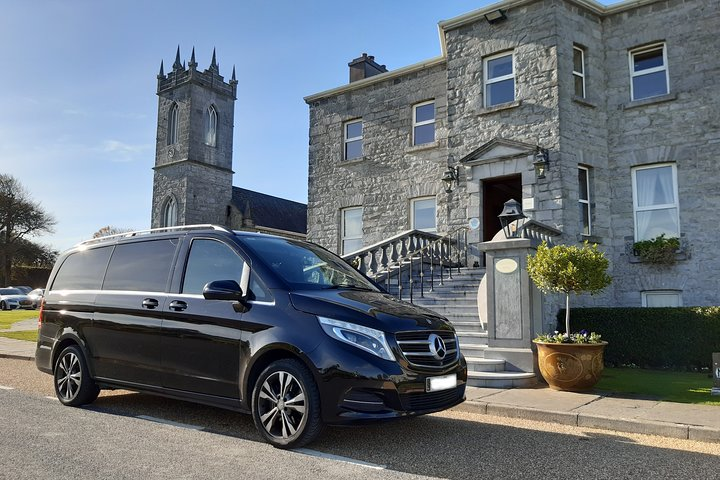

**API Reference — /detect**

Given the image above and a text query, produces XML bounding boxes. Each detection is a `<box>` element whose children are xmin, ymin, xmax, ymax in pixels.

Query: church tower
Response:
<box><xmin>151</xmin><ymin>47</ymin><xmax>237</xmax><ymax>228</ymax></box>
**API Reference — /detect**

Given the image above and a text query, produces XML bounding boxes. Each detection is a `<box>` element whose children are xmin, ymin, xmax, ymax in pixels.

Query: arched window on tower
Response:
<box><xmin>205</xmin><ymin>105</ymin><xmax>217</xmax><ymax>147</ymax></box>
<box><xmin>167</xmin><ymin>103</ymin><xmax>179</xmax><ymax>145</ymax></box>
<box><xmin>163</xmin><ymin>196</ymin><xmax>178</xmax><ymax>227</ymax></box>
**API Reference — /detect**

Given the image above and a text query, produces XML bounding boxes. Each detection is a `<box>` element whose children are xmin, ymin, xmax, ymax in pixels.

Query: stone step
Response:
<box><xmin>459</xmin><ymin>343</ymin><xmax>488</xmax><ymax>357</ymax></box>
<box><xmin>456</xmin><ymin>332</ymin><xmax>488</xmax><ymax>346</ymax></box>
<box><xmin>467</xmin><ymin>371</ymin><xmax>538</xmax><ymax>388</ymax></box>
<box><xmin>449</xmin><ymin>321</ymin><xmax>484</xmax><ymax>332</ymax></box>
<box><xmin>417</xmin><ymin>304</ymin><xmax>478</xmax><ymax>313</ymax></box>
<box><xmin>465</xmin><ymin>357</ymin><xmax>506</xmax><ymax>373</ymax></box>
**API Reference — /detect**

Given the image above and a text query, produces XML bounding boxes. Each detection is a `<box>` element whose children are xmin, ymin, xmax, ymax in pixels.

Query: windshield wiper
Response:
<box><xmin>322</xmin><ymin>284</ymin><xmax>374</xmax><ymax>291</ymax></box>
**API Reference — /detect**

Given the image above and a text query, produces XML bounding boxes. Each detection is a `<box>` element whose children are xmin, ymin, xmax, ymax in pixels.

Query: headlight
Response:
<box><xmin>318</xmin><ymin>317</ymin><xmax>395</xmax><ymax>362</ymax></box>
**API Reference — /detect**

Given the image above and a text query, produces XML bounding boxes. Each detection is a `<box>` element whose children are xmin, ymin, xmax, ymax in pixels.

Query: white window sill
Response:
<box><xmin>478</xmin><ymin>100</ymin><xmax>522</xmax><ymax>115</ymax></box>
<box><xmin>340</xmin><ymin>156</ymin><xmax>366</xmax><ymax>166</ymax></box>
<box><xmin>622</xmin><ymin>92</ymin><xmax>677</xmax><ymax>110</ymax></box>
<box><xmin>406</xmin><ymin>141</ymin><xmax>440</xmax><ymax>153</ymax></box>
<box><xmin>572</xmin><ymin>96</ymin><xmax>597</xmax><ymax>108</ymax></box>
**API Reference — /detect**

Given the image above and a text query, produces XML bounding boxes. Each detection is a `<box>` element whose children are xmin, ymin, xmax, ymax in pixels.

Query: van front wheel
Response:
<box><xmin>251</xmin><ymin>359</ymin><xmax>323</xmax><ymax>449</ymax></box>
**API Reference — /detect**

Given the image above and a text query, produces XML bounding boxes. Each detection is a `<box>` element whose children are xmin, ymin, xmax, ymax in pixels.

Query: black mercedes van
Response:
<box><xmin>36</xmin><ymin>225</ymin><xmax>467</xmax><ymax>448</ymax></box>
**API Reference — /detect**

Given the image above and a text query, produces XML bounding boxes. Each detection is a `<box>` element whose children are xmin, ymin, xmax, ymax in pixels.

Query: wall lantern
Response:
<box><xmin>484</xmin><ymin>9</ymin><xmax>507</xmax><ymax>24</ymax></box>
<box><xmin>533</xmin><ymin>148</ymin><xmax>550</xmax><ymax>179</ymax></box>
<box><xmin>498</xmin><ymin>199</ymin><xmax>526</xmax><ymax>238</ymax></box>
<box><xmin>442</xmin><ymin>166</ymin><xmax>460</xmax><ymax>193</ymax></box>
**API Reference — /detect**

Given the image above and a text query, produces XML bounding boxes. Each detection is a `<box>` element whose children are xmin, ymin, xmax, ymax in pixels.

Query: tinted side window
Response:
<box><xmin>51</xmin><ymin>247</ymin><xmax>112</xmax><ymax>290</ymax></box>
<box><xmin>103</xmin><ymin>239</ymin><xmax>177</xmax><ymax>292</ymax></box>
<box><xmin>182</xmin><ymin>239</ymin><xmax>245</xmax><ymax>294</ymax></box>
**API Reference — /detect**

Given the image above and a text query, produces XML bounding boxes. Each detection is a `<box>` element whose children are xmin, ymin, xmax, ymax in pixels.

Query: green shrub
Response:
<box><xmin>633</xmin><ymin>234</ymin><xmax>680</xmax><ymax>265</ymax></box>
<box><xmin>556</xmin><ymin>307</ymin><xmax>720</xmax><ymax>369</ymax></box>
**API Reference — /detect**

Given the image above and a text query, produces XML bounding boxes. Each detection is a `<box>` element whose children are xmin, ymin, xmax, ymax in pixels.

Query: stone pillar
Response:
<box><xmin>477</xmin><ymin>221</ymin><xmax>559</xmax><ymax>373</ymax></box>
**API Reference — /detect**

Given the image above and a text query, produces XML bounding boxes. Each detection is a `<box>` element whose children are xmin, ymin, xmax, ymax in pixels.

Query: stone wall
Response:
<box><xmin>306</xmin><ymin>0</ymin><xmax>720</xmax><ymax>311</ymax></box>
<box><xmin>602</xmin><ymin>0</ymin><xmax>720</xmax><ymax>307</ymax></box>
<box><xmin>307</xmin><ymin>63</ymin><xmax>449</xmax><ymax>253</ymax></box>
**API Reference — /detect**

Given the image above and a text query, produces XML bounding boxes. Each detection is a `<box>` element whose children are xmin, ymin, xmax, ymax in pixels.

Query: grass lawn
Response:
<box><xmin>0</xmin><ymin>330</ymin><xmax>38</xmax><ymax>342</ymax></box>
<box><xmin>598</xmin><ymin>367</ymin><xmax>720</xmax><ymax>406</ymax></box>
<box><xmin>0</xmin><ymin>310</ymin><xmax>39</xmax><ymax>329</ymax></box>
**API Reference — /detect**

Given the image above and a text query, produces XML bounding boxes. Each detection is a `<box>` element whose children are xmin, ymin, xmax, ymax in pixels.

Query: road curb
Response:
<box><xmin>0</xmin><ymin>353</ymin><xmax>34</xmax><ymax>361</ymax></box>
<box><xmin>457</xmin><ymin>399</ymin><xmax>720</xmax><ymax>444</ymax></box>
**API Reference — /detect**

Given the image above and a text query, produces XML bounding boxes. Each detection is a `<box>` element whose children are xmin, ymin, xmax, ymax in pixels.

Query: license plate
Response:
<box><xmin>426</xmin><ymin>374</ymin><xmax>457</xmax><ymax>392</ymax></box>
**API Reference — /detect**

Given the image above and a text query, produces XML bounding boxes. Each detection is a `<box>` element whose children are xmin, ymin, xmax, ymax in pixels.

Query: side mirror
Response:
<box><xmin>203</xmin><ymin>280</ymin><xmax>244</xmax><ymax>301</ymax></box>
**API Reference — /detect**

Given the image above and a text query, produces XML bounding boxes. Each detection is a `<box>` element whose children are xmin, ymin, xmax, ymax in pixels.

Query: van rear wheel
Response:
<box><xmin>54</xmin><ymin>345</ymin><xmax>100</xmax><ymax>406</ymax></box>
<box><xmin>251</xmin><ymin>359</ymin><xmax>323</xmax><ymax>449</ymax></box>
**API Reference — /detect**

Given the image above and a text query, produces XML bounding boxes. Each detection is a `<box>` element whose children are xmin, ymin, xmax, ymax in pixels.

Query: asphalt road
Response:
<box><xmin>0</xmin><ymin>357</ymin><xmax>718</xmax><ymax>479</ymax></box>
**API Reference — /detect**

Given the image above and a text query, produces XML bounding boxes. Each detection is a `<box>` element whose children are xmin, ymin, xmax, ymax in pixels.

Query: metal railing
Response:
<box><xmin>343</xmin><ymin>227</ymin><xmax>469</xmax><ymax>303</ymax></box>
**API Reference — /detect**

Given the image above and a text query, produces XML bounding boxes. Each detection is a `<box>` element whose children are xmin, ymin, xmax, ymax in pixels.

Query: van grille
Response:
<box><xmin>395</xmin><ymin>330</ymin><xmax>459</xmax><ymax>369</ymax></box>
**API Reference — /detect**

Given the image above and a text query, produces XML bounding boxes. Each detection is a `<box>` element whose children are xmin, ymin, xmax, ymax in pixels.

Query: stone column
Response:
<box><xmin>477</xmin><ymin>226</ymin><xmax>555</xmax><ymax>373</ymax></box>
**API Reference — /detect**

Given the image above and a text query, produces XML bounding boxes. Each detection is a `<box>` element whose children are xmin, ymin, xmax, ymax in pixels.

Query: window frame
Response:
<box><xmin>631</xmin><ymin>163</ymin><xmax>680</xmax><ymax>242</ymax></box>
<box><xmin>412</xmin><ymin>100</ymin><xmax>435</xmax><ymax>146</ymax></box>
<box><xmin>484</xmin><ymin>52</ymin><xmax>515</xmax><ymax>108</ymax></box>
<box><xmin>341</xmin><ymin>207</ymin><xmax>363</xmax><ymax>255</ymax></box>
<box><xmin>629</xmin><ymin>43</ymin><xmax>669</xmax><ymax>101</ymax></box>
<box><xmin>205</xmin><ymin>105</ymin><xmax>217</xmax><ymax>147</ymax></box>
<box><xmin>343</xmin><ymin>119</ymin><xmax>363</xmax><ymax>160</ymax></box>
<box><xmin>410</xmin><ymin>196</ymin><xmax>437</xmax><ymax>233</ymax></box>
<box><xmin>578</xmin><ymin>166</ymin><xmax>592</xmax><ymax>236</ymax></box>
<box><xmin>168</xmin><ymin>102</ymin><xmax>179</xmax><ymax>145</ymax></box>
<box><xmin>163</xmin><ymin>196</ymin><xmax>178</xmax><ymax>228</ymax></box>
<box><xmin>573</xmin><ymin>45</ymin><xmax>586</xmax><ymax>98</ymax></box>
<box><xmin>641</xmin><ymin>290</ymin><xmax>682</xmax><ymax>307</ymax></box>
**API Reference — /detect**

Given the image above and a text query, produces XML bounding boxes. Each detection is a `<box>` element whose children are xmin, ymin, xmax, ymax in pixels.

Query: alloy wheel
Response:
<box><xmin>56</xmin><ymin>351</ymin><xmax>82</xmax><ymax>402</ymax></box>
<box><xmin>256</xmin><ymin>370</ymin><xmax>307</xmax><ymax>440</ymax></box>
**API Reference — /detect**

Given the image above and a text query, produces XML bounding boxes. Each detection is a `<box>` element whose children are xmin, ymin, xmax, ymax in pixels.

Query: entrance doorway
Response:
<box><xmin>483</xmin><ymin>174</ymin><xmax>522</xmax><ymax>242</ymax></box>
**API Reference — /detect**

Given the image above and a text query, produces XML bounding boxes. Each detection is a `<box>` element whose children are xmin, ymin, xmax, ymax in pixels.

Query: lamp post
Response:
<box><xmin>498</xmin><ymin>199</ymin><xmax>526</xmax><ymax>239</ymax></box>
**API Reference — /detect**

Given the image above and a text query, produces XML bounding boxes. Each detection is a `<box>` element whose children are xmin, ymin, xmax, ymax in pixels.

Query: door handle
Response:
<box><xmin>168</xmin><ymin>300</ymin><xmax>188</xmax><ymax>312</ymax></box>
<box><xmin>142</xmin><ymin>298</ymin><xmax>159</xmax><ymax>309</ymax></box>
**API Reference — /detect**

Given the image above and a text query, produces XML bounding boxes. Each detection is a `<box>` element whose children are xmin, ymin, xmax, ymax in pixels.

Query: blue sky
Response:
<box><xmin>0</xmin><ymin>0</ymin><xmax>612</xmax><ymax>251</ymax></box>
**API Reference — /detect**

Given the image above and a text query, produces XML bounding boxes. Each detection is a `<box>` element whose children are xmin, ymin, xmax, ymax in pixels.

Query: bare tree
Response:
<box><xmin>92</xmin><ymin>225</ymin><xmax>134</xmax><ymax>239</ymax></box>
<box><xmin>0</xmin><ymin>174</ymin><xmax>56</xmax><ymax>285</ymax></box>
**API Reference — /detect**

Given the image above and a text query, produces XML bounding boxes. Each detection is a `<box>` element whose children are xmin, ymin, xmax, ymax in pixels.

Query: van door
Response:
<box><xmin>160</xmin><ymin>237</ymin><xmax>249</xmax><ymax>399</ymax></box>
<box><xmin>90</xmin><ymin>238</ymin><xmax>179</xmax><ymax>385</ymax></box>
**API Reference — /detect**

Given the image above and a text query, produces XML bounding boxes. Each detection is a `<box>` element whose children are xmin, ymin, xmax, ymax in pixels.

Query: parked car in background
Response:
<box><xmin>9</xmin><ymin>286</ymin><xmax>32</xmax><ymax>294</ymax></box>
<box><xmin>27</xmin><ymin>288</ymin><xmax>45</xmax><ymax>309</ymax></box>
<box><xmin>0</xmin><ymin>288</ymin><xmax>33</xmax><ymax>310</ymax></box>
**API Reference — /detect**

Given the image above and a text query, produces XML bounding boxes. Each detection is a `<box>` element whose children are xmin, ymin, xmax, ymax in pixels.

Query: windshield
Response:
<box><xmin>240</xmin><ymin>236</ymin><xmax>379</xmax><ymax>291</ymax></box>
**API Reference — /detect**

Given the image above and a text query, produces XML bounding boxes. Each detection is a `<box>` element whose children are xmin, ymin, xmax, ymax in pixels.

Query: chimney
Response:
<box><xmin>348</xmin><ymin>53</ymin><xmax>388</xmax><ymax>83</ymax></box>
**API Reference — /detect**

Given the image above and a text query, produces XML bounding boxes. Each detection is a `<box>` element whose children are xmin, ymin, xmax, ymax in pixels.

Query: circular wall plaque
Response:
<box><xmin>496</xmin><ymin>258</ymin><xmax>518</xmax><ymax>274</ymax></box>
<box><xmin>468</xmin><ymin>217</ymin><xmax>480</xmax><ymax>230</ymax></box>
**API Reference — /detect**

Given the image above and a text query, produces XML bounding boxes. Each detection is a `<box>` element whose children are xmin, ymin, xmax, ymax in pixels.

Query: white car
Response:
<box><xmin>27</xmin><ymin>288</ymin><xmax>45</xmax><ymax>309</ymax></box>
<box><xmin>0</xmin><ymin>288</ymin><xmax>33</xmax><ymax>310</ymax></box>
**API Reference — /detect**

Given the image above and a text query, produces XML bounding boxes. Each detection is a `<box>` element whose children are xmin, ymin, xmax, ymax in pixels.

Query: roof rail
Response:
<box><xmin>75</xmin><ymin>224</ymin><xmax>232</xmax><ymax>247</ymax></box>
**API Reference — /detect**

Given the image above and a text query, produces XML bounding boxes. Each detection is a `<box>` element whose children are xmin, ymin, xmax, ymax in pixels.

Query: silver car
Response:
<box><xmin>27</xmin><ymin>288</ymin><xmax>45</xmax><ymax>309</ymax></box>
<box><xmin>0</xmin><ymin>288</ymin><xmax>33</xmax><ymax>310</ymax></box>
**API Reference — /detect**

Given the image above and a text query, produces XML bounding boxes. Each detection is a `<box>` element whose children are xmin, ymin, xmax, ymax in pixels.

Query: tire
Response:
<box><xmin>0</xmin><ymin>301</ymin><xmax>6</xmax><ymax>311</ymax></box>
<box><xmin>53</xmin><ymin>345</ymin><xmax>100</xmax><ymax>407</ymax></box>
<box><xmin>251</xmin><ymin>359</ymin><xmax>323</xmax><ymax>449</ymax></box>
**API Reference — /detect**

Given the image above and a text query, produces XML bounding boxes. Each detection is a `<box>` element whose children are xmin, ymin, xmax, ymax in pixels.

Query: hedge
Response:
<box><xmin>555</xmin><ymin>307</ymin><xmax>720</xmax><ymax>369</ymax></box>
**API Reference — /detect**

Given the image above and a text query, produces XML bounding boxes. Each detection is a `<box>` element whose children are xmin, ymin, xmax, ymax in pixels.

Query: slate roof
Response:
<box><xmin>231</xmin><ymin>187</ymin><xmax>307</xmax><ymax>235</ymax></box>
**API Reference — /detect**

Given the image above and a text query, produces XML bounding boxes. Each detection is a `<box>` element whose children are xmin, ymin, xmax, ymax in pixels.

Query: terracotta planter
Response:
<box><xmin>534</xmin><ymin>341</ymin><xmax>608</xmax><ymax>392</ymax></box>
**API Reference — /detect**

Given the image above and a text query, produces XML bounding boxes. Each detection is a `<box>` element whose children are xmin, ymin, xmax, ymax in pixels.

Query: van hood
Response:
<box><xmin>289</xmin><ymin>289</ymin><xmax>453</xmax><ymax>333</ymax></box>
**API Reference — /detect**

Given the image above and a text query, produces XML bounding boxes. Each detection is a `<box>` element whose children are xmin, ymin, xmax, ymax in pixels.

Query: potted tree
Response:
<box><xmin>527</xmin><ymin>241</ymin><xmax>612</xmax><ymax>391</ymax></box>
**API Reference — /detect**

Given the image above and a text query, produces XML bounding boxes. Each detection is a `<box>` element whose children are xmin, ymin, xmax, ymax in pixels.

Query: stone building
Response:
<box><xmin>151</xmin><ymin>48</ymin><xmax>306</xmax><ymax>239</ymax></box>
<box><xmin>305</xmin><ymin>0</ymin><xmax>720</xmax><ymax>315</ymax></box>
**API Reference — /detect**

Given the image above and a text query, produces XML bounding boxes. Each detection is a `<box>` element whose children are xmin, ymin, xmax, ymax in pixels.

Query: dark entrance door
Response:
<box><xmin>483</xmin><ymin>174</ymin><xmax>523</xmax><ymax>242</ymax></box>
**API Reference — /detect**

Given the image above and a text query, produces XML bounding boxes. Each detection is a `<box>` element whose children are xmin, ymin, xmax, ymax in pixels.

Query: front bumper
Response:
<box><xmin>308</xmin><ymin>338</ymin><xmax>467</xmax><ymax>425</ymax></box>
